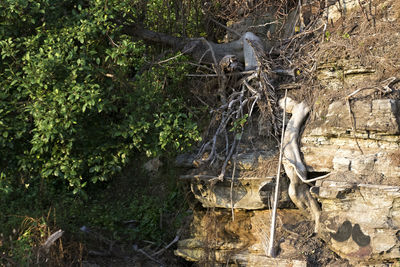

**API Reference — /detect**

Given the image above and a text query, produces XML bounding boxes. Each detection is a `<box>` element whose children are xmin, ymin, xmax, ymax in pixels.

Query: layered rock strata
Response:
<box><xmin>303</xmin><ymin>99</ymin><xmax>400</xmax><ymax>264</ymax></box>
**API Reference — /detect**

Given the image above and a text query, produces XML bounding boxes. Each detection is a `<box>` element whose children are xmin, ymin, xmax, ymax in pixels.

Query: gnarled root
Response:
<box><xmin>279</xmin><ymin>97</ymin><xmax>321</xmax><ymax>233</ymax></box>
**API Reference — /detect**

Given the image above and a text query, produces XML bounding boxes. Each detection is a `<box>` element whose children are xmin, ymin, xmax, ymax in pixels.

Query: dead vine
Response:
<box><xmin>194</xmin><ymin>0</ymin><xmax>329</xmax><ymax>179</ymax></box>
<box><xmin>345</xmin><ymin>77</ymin><xmax>400</xmax><ymax>154</ymax></box>
<box><xmin>195</xmin><ymin>42</ymin><xmax>281</xmax><ymax>180</ymax></box>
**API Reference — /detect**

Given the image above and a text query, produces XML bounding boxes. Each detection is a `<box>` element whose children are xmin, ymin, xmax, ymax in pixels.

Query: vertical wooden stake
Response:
<box><xmin>268</xmin><ymin>89</ymin><xmax>287</xmax><ymax>257</ymax></box>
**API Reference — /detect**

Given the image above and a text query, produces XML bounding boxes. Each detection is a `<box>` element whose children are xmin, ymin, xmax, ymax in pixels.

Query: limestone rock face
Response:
<box><xmin>302</xmin><ymin>98</ymin><xmax>400</xmax><ymax>263</ymax></box>
<box><xmin>180</xmin><ymin>151</ymin><xmax>294</xmax><ymax>210</ymax></box>
<box><xmin>175</xmin><ymin>209</ymin><xmax>309</xmax><ymax>267</ymax></box>
<box><xmin>177</xmin><ymin>98</ymin><xmax>400</xmax><ymax>266</ymax></box>
<box><xmin>302</xmin><ymin>99</ymin><xmax>400</xmax><ymax>185</ymax></box>
<box><xmin>183</xmin><ymin>174</ymin><xmax>292</xmax><ymax>210</ymax></box>
<box><xmin>176</xmin><ymin>0</ymin><xmax>400</xmax><ymax>263</ymax></box>
<box><xmin>312</xmin><ymin>180</ymin><xmax>400</xmax><ymax>263</ymax></box>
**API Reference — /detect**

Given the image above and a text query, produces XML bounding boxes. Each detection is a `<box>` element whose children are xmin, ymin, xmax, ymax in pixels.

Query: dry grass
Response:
<box><xmin>281</xmin><ymin>0</ymin><xmax>400</xmax><ymax>124</ymax></box>
<box><xmin>203</xmin><ymin>0</ymin><xmax>297</xmax><ymax>22</ymax></box>
<box><xmin>4</xmin><ymin>209</ymin><xmax>84</xmax><ymax>266</ymax></box>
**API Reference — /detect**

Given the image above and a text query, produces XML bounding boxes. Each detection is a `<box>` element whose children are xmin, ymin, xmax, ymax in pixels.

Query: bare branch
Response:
<box><xmin>41</xmin><ymin>229</ymin><xmax>64</xmax><ymax>254</ymax></box>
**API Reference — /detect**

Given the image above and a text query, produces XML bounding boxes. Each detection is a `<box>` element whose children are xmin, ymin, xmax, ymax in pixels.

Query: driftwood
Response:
<box><xmin>122</xmin><ymin>23</ymin><xmax>268</xmax><ymax>70</ymax></box>
<box><xmin>40</xmin><ymin>229</ymin><xmax>64</xmax><ymax>254</ymax></box>
<box><xmin>279</xmin><ymin>97</ymin><xmax>325</xmax><ymax>233</ymax></box>
<box><xmin>37</xmin><ymin>229</ymin><xmax>64</xmax><ymax>264</ymax></box>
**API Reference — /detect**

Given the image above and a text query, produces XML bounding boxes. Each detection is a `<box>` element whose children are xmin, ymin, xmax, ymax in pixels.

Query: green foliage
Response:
<box><xmin>0</xmin><ymin>0</ymin><xmax>201</xmax><ymax>192</ymax></box>
<box><xmin>230</xmin><ymin>114</ymin><xmax>249</xmax><ymax>133</ymax></box>
<box><xmin>145</xmin><ymin>0</ymin><xmax>203</xmax><ymax>36</ymax></box>
<box><xmin>325</xmin><ymin>30</ymin><xmax>331</xmax><ymax>41</ymax></box>
<box><xmin>0</xmin><ymin>1</ymin><xmax>203</xmax><ymax>264</ymax></box>
<box><xmin>78</xmin><ymin>188</ymin><xmax>186</xmax><ymax>242</ymax></box>
<box><xmin>0</xmin><ymin>161</ymin><xmax>191</xmax><ymax>264</ymax></box>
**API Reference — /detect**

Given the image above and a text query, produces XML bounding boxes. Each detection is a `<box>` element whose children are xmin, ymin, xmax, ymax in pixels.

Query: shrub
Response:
<box><xmin>0</xmin><ymin>0</ymin><xmax>201</xmax><ymax>192</ymax></box>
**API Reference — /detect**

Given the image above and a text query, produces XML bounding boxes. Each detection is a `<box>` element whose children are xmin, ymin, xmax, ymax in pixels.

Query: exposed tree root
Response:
<box><xmin>279</xmin><ymin>97</ymin><xmax>326</xmax><ymax>233</ymax></box>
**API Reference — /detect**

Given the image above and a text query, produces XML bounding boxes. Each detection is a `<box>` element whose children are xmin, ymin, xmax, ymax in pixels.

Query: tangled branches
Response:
<box><xmin>203</xmin><ymin>0</ymin><xmax>297</xmax><ymax>22</ymax></box>
<box><xmin>195</xmin><ymin>42</ymin><xmax>281</xmax><ymax>180</ymax></box>
<box><xmin>193</xmin><ymin>0</ymin><xmax>329</xmax><ymax>180</ymax></box>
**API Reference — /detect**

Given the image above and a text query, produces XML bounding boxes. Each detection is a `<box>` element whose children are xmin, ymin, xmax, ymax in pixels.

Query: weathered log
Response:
<box><xmin>279</xmin><ymin>97</ymin><xmax>321</xmax><ymax>233</ymax></box>
<box><xmin>122</xmin><ymin>24</ymin><xmax>263</xmax><ymax>69</ymax></box>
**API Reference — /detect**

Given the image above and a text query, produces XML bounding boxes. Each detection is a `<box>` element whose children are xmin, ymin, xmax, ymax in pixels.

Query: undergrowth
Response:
<box><xmin>0</xmin><ymin>159</ymin><xmax>190</xmax><ymax>265</ymax></box>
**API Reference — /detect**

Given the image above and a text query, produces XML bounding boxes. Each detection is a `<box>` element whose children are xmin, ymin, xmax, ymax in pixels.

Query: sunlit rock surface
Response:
<box><xmin>303</xmin><ymin>98</ymin><xmax>400</xmax><ymax>264</ymax></box>
<box><xmin>175</xmin><ymin>209</ymin><xmax>308</xmax><ymax>267</ymax></box>
<box><xmin>176</xmin><ymin>0</ymin><xmax>400</xmax><ymax>265</ymax></box>
<box><xmin>312</xmin><ymin>180</ymin><xmax>400</xmax><ymax>263</ymax></box>
<box><xmin>302</xmin><ymin>99</ymin><xmax>400</xmax><ymax>184</ymax></box>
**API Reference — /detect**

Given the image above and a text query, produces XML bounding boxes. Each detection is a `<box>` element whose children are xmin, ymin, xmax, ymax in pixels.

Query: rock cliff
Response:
<box><xmin>175</xmin><ymin>0</ymin><xmax>400</xmax><ymax>266</ymax></box>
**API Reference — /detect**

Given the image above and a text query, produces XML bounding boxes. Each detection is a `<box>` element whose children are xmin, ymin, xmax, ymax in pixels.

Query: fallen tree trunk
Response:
<box><xmin>122</xmin><ymin>24</ymin><xmax>248</xmax><ymax>65</ymax></box>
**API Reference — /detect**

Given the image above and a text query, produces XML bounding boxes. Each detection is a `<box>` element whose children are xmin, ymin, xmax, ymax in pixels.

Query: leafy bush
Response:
<box><xmin>0</xmin><ymin>1</ymin><xmax>204</xmax><ymax>264</ymax></box>
<box><xmin>0</xmin><ymin>0</ymin><xmax>201</xmax><ymax>192</ymax></box>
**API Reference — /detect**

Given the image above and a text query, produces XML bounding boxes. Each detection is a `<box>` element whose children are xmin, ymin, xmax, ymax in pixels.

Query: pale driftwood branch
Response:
<box><xmin>272</xmin><ymin>68</ymin><xmax>296</xmax><ymax>78</ymax></box>
<box><xmin>344</xmin><ymin>68</ymin><xmax>375</xmax><ymax>75</ymax></box>
<box><xmin>186</xmin><ymin>71</ymin><xmax>252</xmax><ymax>77</ymax></box>
<box><xmin>248</xmin><ymin>20</ymin><xmax>278</xmax><ymax>29</ymax></box>
<box><xmin>187</xmin><ymin>62</ymin><xmax>215</xmax><ymax>72</ymax></box>
<box><xmin>186</xmin><ymin>68</ymin><xmax>298</xmax><ymax>78</ymax></box>
<box><xmin>381</xmin><ymin>77</ymin><xmax>400</xmax><ymax>92</ymax></box>
<box><xmin>346</xmin><ymin>77</ymin><xmax>399</xmax><ymax>100</ymax></box>
<box><xmin>224</xmin><ymin>129</ymin><xmax>229</xmax><ymax>156</ymax></box>
<box><xmin>107</xmin><ymin>34</ymin><xmax>120</xmax><ymax>47</ymax></box>
<box><xmin>201</xmin><ymin>38</ymin><xmax>219</xmax><ymax>68</ymax></box>
<box><xmin>285</xmin><ymin>159</ymin><xmax>332</xmax><ymax>184</ymax></box>
<box><xmin>41</xmin><ymin>229</ymin><xmax>64</xmax><ymax>253</ymax></box>
<box><xmin>243</xmin><ymin>80</ymin><xmax>260</xmax><ymax>96</ymax></box>
<box><xmin>278</xmin><ymin>83</ymin><xmax>301</xmax><ymax>90</ymax></box>
<box><xmin>279</xmin><ymin>97</ymin><xmax>321</xmax><ymax>233</ymax></box>
<box><xmin>156</xmin><ymin>44</ymin><xmax>194</xmax><ymax>64</ymax></box>
<box><xmin>230</xmin><ymin>160</ymin><xmax>237</xmax><ymax>221</ymax></box>
<box><xmin>179</xmin><ymin>174</ymin><xmax>218</xmax><ymax>180</ymax></box>
<box><xmin>152</xmin><ymin>235</ymin><xmax>180</xmax><ymax>256</ymax></box>
<box><xmin>198</xmin><ymin>48</ymin><xmax>211</xmax><ymax>65</ymax></box>
<box><xmin>133</xmin><ymin>245</ymin><xmax>164</xmax><ymax>266</ymax></box>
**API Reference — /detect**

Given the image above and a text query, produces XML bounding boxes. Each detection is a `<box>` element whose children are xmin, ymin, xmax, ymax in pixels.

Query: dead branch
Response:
<box><xmin>344</xmin><ymin>77</ymin><xmax>400</xmax><ymax>155</ymax></box>
<box><xmin>279</xmin><ymin>97</ymin><xmax>321</xmax><ymax>233</ymax></box>
<box><xmin>41</xmin><ymin>229</ymin><xmax>64</xmax><ymax>254</ymax></box>
<box><xmin>230</xmin><ymin>160</ymin><xmax>237</xmax><ymax>221</ymax></box>
<box><xmin>285</xmin><ymin>159</ymin><xmax>332</xmax><ymax>184</ymax></box>
<box><xmin>152</xmin><ymin>235</ymin><xmax>180</xmax><ymax>256</ymax></box>
<box><xmin>133</xmin><ymin>244</ymin><xmax>165</xmax><ymax>266</ymax></box>
<box><xmin>208</xmin><ymin>17</ymin><xmax>241</xmax><ymax>38</ymax></box>
<box><xmin>194</xmin><ymin>30</ymin><xmax>284</xmax><ymax>179</ymax></box>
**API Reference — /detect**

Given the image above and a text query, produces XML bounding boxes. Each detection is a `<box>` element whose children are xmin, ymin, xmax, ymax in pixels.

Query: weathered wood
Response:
<box><xmin>279</xmin><ymin>97</ymin><xmax>321</xmax><ymax>233</ymax></box>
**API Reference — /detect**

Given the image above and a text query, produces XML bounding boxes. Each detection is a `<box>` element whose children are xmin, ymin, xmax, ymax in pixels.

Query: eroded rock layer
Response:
<box><xmin>303</xmin><ymin>98</ymin><xmax>400</xmax><ymax>264</ymax></box>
